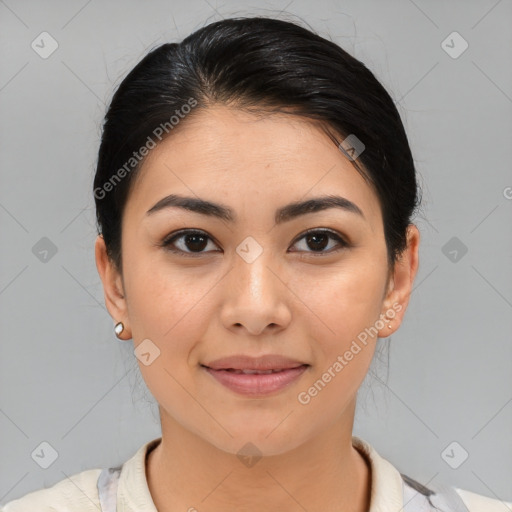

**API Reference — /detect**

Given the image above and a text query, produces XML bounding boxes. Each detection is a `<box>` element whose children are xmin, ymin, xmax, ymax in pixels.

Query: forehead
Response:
<box><xmin>124</xmin><ymin>105</ymin><xmax>382</xmax><ymax>227</ymax></box>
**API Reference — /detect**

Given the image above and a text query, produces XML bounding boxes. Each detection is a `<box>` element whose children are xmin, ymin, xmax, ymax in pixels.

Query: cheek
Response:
<box><xmin>289</xmin><ymin>255</ymin><xmax>387</xmax><ymax>395</ymax></box>
<box><xmin>293</xmin><ymin>266</ymin><xmax>384</xmax><ymax>413</ymax></box>
<box><xmin>120</xmin><ymin>260</ymin><xmax>201</xmax><ymax>400</ymax></box>
<box><xmin>124</xmin><ymin>247</ymin><xmax>212</xmax><ymax>339</ymax></box>
<box><xmin>290</xmin><ymin>254</ymin><xmax>388</xmax><ymax>342</ymax></box>
<box><xmin>126</xmin><ymin>264</ymin><xmax>211</xmax><ymax>419</ymax></box>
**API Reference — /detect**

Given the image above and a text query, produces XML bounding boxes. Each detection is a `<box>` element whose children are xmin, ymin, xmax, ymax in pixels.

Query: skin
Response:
<box><xmin>95</xmin><ymin>104</ymin><xmax>420</xmax><ymax>512</ymax></box>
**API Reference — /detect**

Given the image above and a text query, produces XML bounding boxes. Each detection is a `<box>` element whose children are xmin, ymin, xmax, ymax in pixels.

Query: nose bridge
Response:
<box><xmin>220</xmin><ymin>236</ymin><xmax>291</xmax><ymax>334</ymax></box>
<box><xmin>232</xmin><ymin>239</ymin><xmax>276</xmax><ymax>302</ymax></box>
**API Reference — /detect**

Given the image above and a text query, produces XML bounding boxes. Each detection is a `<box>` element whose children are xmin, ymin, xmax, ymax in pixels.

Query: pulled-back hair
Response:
<box><xmin>94</xmin><ymin>16</ymin><xmax>421</xmax><ymax>273</ymax></box>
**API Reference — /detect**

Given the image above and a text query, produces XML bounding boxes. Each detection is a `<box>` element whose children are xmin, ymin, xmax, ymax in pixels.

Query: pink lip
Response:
<box><xmin>202</xmin><ymin>364</ymin><xmax>309</xmax><ymax>397</ymax></box>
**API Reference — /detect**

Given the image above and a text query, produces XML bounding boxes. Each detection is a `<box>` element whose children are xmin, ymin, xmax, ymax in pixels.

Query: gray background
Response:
<box><xmin>1</xmin><ymin>0</ymin><xmax>511</xmax><ymax>505</ymax></box>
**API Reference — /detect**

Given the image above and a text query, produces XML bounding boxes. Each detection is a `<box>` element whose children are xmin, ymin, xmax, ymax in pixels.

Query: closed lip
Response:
<box><xmin>202</xmin><ymin>354</ymin><xmax>308</xmax><ymax>371</ymax></box>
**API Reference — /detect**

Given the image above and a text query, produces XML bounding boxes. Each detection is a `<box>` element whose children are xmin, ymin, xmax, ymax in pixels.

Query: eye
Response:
<box><xmin>161</xmin><ymin>228</ymin><xmax>349</xmax><ymax>257</ymax></box>
<box><xmin>161</xmin><ymin>229</ymin><xmax>220</xmax><ymax>257</ymax></box>
<box><xmin>289</xmin><ymin>229</ymin><xmax>349</xmax><ymax>255</ymax></box>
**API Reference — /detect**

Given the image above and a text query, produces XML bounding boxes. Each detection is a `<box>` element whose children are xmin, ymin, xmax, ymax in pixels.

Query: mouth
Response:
<box><xmin>200</xmin><ymin>363</ymin><xmax>310</xmax><ymax>396</ymax></box>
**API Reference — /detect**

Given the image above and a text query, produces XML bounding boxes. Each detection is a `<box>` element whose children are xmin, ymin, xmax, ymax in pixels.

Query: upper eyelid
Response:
<box><xmin>163</xmin><ymin>229</ymin><xmax>219</xmax><ymax>245</ymax></box>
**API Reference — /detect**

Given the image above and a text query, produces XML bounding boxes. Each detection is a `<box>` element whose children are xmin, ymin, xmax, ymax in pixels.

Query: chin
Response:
<box><xmin>203</xmin><ymin>421</ymin><xmax>312</xmax><ymax>459</ymax></box>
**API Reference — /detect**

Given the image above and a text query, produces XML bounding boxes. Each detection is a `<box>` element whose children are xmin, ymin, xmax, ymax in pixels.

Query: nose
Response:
<box><xmin>220</xmin><ymin>248</ymin><xmax>292</xmax><ymax>336</ymax></box>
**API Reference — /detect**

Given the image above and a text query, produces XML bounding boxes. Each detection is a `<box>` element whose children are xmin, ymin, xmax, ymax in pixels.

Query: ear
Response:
<box><xmin>377</xmin><ymin>224</ymin><xmax>420</xmax><ymax>338</ymax></box>
<box><xmin>95</xmin><ymin>234</ymin><xmax>131</xmax><ymax>340</ymax></box>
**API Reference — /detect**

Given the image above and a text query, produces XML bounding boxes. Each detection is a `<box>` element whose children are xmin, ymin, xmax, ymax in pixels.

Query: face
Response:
<box><xmin>96</xmin><ymin>105</ymin><xmax>419</xmax><ymax>456</ymax></box>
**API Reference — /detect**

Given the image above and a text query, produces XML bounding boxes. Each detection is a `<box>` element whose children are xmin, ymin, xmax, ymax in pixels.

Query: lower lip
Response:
<box><xmin>202</xmin><ymin>365</ymin><xmax>309</xmax><ymax>397</ymax></box>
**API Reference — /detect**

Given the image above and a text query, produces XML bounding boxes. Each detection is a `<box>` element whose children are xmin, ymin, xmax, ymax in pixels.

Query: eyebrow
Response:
<box><xmin>146</xmin><ymin>194</ymin><xmax>365</xmax><ymax>224</ymax></box>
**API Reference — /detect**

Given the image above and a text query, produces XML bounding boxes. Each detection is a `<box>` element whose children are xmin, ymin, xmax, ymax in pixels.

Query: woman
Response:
<box><xmin>2</xmin><ymin>16</ymin><xmax>510</xmax><ymax>512</ymax></box>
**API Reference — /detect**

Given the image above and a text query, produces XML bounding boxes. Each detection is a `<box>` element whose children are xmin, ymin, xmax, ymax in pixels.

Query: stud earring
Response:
<box><xmin>114</xmin><ymin>321</ymin><xmax>125</xmax><ymax>339</ymax></box>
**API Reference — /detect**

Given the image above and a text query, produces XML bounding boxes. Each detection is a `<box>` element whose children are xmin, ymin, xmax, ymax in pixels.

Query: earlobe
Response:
<box><xmin>378</xmin><ymin>224</ymin><xmax>420</xmax><ymax>338</ymax></box>
<box><xmin>94</xmin><ymin>235</ymin><xmax>131</xmax><ymax>338</ymax></box>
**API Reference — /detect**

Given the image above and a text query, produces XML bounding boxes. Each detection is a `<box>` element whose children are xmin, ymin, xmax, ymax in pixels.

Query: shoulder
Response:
<box><xmin>401</xmin><ymin>472</ymin><xmax>512</xmax><ymax>512</ymax></box>
<box><xmin>0</xmin><ymin>468</ymin><xmax>102</xmax><ymax>512</ymax></box>
<box><xmin>0</xmin><ymin>438</ymin><xmax>161</xmax><ymax>512</ymax></box>
<box><xmin>455</xmin><ymin>487</ymin><xmax>512</xmax><ymax>512</ymax></box>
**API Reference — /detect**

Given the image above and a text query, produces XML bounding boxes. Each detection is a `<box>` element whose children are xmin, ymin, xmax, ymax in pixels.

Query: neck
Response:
<box><xmin>146</xmin><ymin>407</ymin><xmax>371</xmax><ymax>512</ymax></box>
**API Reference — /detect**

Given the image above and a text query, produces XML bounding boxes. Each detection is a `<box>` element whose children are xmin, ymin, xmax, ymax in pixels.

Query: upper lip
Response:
<box><xmin>203</xmin><ymin>354</ymin><xmax>308</xmax><ymax>371</ymax></box>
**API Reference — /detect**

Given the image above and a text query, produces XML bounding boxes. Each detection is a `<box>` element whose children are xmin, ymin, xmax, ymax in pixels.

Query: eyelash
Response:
<box><xmin>160</xmin><ymin>228</ymin><xmax>349</xmax><ymax>258</ymax></box>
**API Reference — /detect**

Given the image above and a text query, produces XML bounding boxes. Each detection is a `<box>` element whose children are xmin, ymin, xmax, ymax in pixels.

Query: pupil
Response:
<box><xmin>186</xmin><ymin>234</ymin><xmax>207</xmax><ymax>251</ymax></box>
<box><xmin>307</xmin><ymin>233</ymin><xmax>328</xmax><ymax>251</ymax></box>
